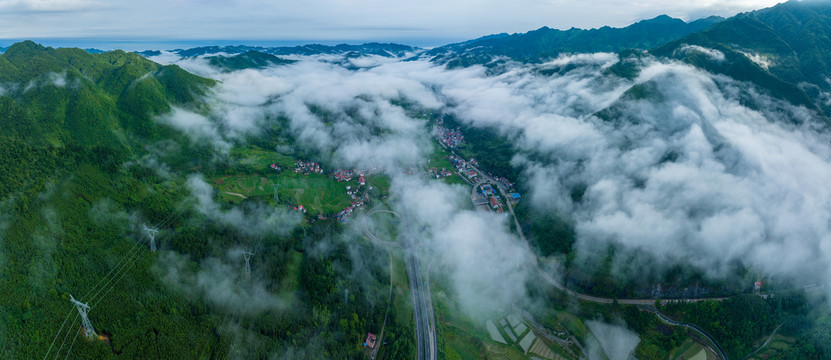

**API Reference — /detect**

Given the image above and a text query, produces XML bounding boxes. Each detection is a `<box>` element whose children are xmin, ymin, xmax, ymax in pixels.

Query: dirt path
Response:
<box><xmin>370</xmin><ymin>248</ymin><xmax>394</xmax><ymax>360</ymax></box>
<box><xmin>742</xmin><ymin>323</ymin><xmax>783</xmax><ymax>360</ymax></box>
<box><xmin>224</xmin><ymin>192</ymin><xmax>247</xmax><ymax>199</ymax></box>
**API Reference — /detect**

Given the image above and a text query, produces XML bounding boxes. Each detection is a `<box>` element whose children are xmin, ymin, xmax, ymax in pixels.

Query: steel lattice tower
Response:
<box><xmin>242</xmin><ymin>251</ymin><xmax>254</xmax><ymax>280</ymax></box>
<box><xmin>69</xmin><ymin>295</ymin><xmax>96</xmax><ymax>340</ymax></box>
<box><xmin>143</xmin><ymin>226</ymin><xmax>160</xmax><ymax>252</ymax></box>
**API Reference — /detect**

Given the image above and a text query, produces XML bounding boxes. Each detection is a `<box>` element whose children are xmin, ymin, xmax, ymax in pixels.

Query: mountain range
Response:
<box><xmin>422</xmin><ymin>14</ymin><xmax>724</xmax><ymax>67</ymax></box>
<box><xmin>4</xmin><ymin>1</ymin><xmax>831</xmax><ymax>359</ymax></box>
<box><xmin>138</xmin><ymin>42</ymin><xmax>419</xmax><ymax>58</ymax></box>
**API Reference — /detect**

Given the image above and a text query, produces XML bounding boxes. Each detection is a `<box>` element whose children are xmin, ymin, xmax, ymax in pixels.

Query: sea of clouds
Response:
<box><xmin>147</xmin><ymin>48</ymin><xmax>831</xmax><ymax>357</ymax></box>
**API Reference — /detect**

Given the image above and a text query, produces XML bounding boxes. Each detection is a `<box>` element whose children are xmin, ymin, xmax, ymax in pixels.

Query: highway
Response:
<box><xmin>362</xmin><ymin>154</ymin><xmax>730</xmax><ymax>360</ymax></box>
<box><xmin>361</xmin><ymin>208</ymin><xmax>437</xmax><ymax>360</ymax></box>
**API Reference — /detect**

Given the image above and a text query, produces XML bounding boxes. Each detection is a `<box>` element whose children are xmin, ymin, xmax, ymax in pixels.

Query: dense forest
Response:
<box><xmin>0</xmin><ymin>41</ymin><xmax>412</xmax><ymax>359</ymax></box>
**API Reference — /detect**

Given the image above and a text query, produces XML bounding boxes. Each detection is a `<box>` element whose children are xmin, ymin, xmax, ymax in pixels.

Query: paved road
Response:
<box><xmin>460</xmin><ymin>156</ymin><xmax>731</xmax><ymax>357</ymax></box>
<box><xmin>361</xmin><ymin>207</ymin><xmax>437</xmax><ymax>360</ymax></box>
<box><xmin>462</xmin><ymin>158</ymin><xmax>730</xmax><ymax>306</ymax></box>
<box><xmin>653</xmin><ymin>309</ymin><xmax>729</xmax><ymax>360</ymax></box>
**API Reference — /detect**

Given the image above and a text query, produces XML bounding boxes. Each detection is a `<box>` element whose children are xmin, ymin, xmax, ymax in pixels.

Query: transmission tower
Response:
<box><xmin>143</xmin><ymin>226</ymin><xmax>159</xmax><ymax>252</ymax></box>
<box><xmin>69</xmin><ymin>295</ymin><xmax>96</xmax><ymax>340</ymax></box>
<box><xmin>271</xmin><ymin>183</ymin><xmax>279</xmax><ymax>203</ymax></box>
<box><xmin>242</xmin><ymin>251</ymin><xmax>254</xmax><ymax>280</ymax></box>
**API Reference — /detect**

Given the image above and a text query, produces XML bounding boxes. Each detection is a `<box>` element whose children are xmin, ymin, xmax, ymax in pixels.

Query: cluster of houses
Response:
<box><xmin>292</xmin><ymin>204</ymin><xmax>307</xmax><ymax>213</ymax></box>
<box><xmin>479</xmin><ymin>184</ymin><xmax>505</xmax><ymax>214</ymax></box>
<box><xmin>269</xmin><ymin>163</ymin><xmax>282</xmax><ymax>172</ymax></box>
<box><xmin>436</xmin><ymin>125</ymin><xmax>465</xmax><ymax>149</ymax></box>
<box><xmin>494</xmin><ymin>176</ymin><xmax>514</xmax><ymax>191</ymax></box>
<box><xmin>333</xmin><ymin>168</ymin><xmax>360</xmax><ymax>182</ymax></box>
<box><xmin>448</xmin><ymin>154</ymin><xmax>480</xmax><ymax>182</ymax></box>
<box><xmin>294</xmin><ymin>161</ymin><xmax>323</xmax><ymax>175</ymax></box>
<box><xmin>336</xmin><ymin>198</ymin><xmax>366</xmax><ymax>223</ymax></box>
<box><xmin>308</xmin><ymin>213</ymin><xmax>328</xmax><ymax>224</ymax></box>
<box><xmin>427</xmin><ymin>167</ymin><xmax>453</xmax><ymax>179</ymax></box>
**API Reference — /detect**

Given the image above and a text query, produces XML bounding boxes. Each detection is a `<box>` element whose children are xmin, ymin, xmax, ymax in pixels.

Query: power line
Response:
<box><xmin>41</xmin><ymin>308</ymin><xmax>74</xmax><ymax>360</ymax></box>
<box><xmin>43</xmin><ymin>198</ymin><xmax>190</xmax><ymax>360</ymax></box>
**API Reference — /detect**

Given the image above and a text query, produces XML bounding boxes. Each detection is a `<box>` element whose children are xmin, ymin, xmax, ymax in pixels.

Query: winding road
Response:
<box><xmin>361</xmin><ymin>151</ymin><xmax>734</xmax><ymax>360</ymax></box>
<box><xmin>461</xmin><ymin>156</ymin><xmax>730</xmax><ymax>359</ymax></box>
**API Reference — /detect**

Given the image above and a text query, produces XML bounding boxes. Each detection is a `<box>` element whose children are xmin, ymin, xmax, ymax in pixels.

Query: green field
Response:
<box><xmin>367</xmin><ymin>210</ymin><xmax>400</xmax><ymax>242</ymax></box>
<box><xmin>281</xmin><ymin>250</ymin><xmax>304</xmax><ymax>293</ymax></box>
<box><xmin>213</xmin><ymin>147</ymin><xmax>359</xmax><ymax>215</ymax></box>
<box><xmin>391</xmin><ymin>250</ymin><xmax>414</xmax><ymax>327</ymax></box>
<box><xmin>427</xmin><ymin>147</ymin><xmax>469</xmax><ymax>186</ymax></box>
<box><xmin>556</xmin><ymin>312</ymin><xmax>589</xmax><ymax>341</ymax></box>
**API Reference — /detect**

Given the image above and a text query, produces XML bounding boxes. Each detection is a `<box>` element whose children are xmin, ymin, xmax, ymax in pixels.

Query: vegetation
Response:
<box><xmin>0</xmin><ymin>41</ymin><xmax>402</xmax><ymax>359</ymax></box>
<box><xmin>206</xmin><ymin>51</ymin><xmax>295</xmax><ymax>71</ymax></box>
<box><xmin>426</xmin><ymin>15</ymin><xmax>723</xmax><ymax>66</ymax></box>
<box><xmin>653</xmin><ymin>0</ymin><xmax>831</xmax><ymax>116</ymax></box>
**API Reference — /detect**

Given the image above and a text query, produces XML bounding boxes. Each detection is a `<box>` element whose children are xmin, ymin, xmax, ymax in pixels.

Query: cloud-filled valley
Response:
<box><xmin>148</xmin><ymin>46</ymin><xmax>831</xmax><ymax>319</ymax></box>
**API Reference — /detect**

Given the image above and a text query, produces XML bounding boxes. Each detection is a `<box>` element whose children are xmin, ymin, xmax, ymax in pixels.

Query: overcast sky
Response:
<box><xmin>0</xmin><ymin>0</ymin><xmax>786</xmax><ymax>50</ymax></box>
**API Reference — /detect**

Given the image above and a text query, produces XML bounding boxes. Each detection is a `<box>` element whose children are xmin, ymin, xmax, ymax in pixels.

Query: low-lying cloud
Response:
<box><xmin>188</xmin><ymin>174</ymin><xmax>301</xmax><ymax>236</ymax></box>
<box><xmin>155</xmin><ymin>249</ymin><xmax>293</xmax><ymax>314</ymax></box>
<box><xmin>151</xmin><ymin>46</ymin><xmax>831</xmax><ymax>312</ymax></box>
<box><xmin>586</xmin><ymin>320</ymin><xmax>640</xmax><ymax>360</ymax></box>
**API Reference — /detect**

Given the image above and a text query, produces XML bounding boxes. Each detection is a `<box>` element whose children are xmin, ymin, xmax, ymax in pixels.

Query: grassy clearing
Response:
<box><xmin>391</xmin><ymin>250</ymin><xmax>412</xmax><ymax>327</ymax></box>
<box><xmin>281</xmin><ymin>251</ymin><xmax>304</xmax><ymax>293</ymax></box>
<box><xmin>368</xmin><ymin>174</ymin><xmax>392</xmax><ymax>195</ymax></box>
<box><xmin>367</xmin><ymin>211</ymin><xmax>400</xmax><ymax>242</ymax></box>
<box><xmin>234</xmin><ymin>146</ymin><xmax>296</xmax><ymax>169</ymax></box>
<box><xmin>556</xmin><ymin>312</ymin><xmax>588</xmax><ymax>341</ymax></box>
<box><xmin>427</xmin><ymin>146</ymin><xmax>469</xmax><ymax>186</ymax></box>
<box><xmin>212</xmin><ymin>147</ymin><xmax>357</xmax><ymax>214</ymax></box>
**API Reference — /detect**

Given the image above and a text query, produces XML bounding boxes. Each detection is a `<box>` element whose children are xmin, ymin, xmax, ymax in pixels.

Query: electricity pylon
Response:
<box><xmin>242</xmin><ymin>251</ymin><xmax>254</xmax><ymax>280</ymax></box>
<box><xmin>69</xmin><ymin>295</ymin><xmax>96</xmax><ymax>340</ymax></box>
<box><xmin>271</xmin><ymin>183</ymin><xmax>279</xmax><ymax>203</ymax></box>
<box><xmin>143</xmin><ymin>226</ymin><xmax>159</xmax><ymax>252</ymax></box>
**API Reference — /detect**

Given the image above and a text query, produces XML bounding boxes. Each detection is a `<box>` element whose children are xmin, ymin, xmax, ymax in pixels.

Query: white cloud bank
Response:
<box><xmin>154</xmin><ymin>47</ymin><xmax>831</xmax><ymax>315</ymax></box>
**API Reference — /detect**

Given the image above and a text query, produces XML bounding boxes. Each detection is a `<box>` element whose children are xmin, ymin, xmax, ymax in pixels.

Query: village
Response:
<box><xmin>446</xmin><ymin>153</ymin><xmax>521</xmax><ymax>215</ymax></box>
<box><xmin>267</xmin><ymin>117</ymin><xmax>523</xmax><ymax>224</ymax></box>
<box><xmin>435</xmin><ymin>119</ymin><xmax>465</xmax><ymax>149</ymax></box>
<box><xmin>275</xmin><ymin>159</ymin><xmax>375</xmax><ymax>224</ymax></box>
<box><xmin>434</xmin><ymin>116</ymin><xmax>524</xmax><ymax>215</ymax></box>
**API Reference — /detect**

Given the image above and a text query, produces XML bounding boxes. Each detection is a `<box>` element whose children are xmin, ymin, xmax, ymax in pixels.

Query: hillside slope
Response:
<box><xmin>654</xmin><ymin>0</ymin><xmax>831</xmax><ymax>115</ymax></box>
<box><xmin>424</xmin><ymin>15</ymin><xmax>724</xmax><ymax>66</ymax></box>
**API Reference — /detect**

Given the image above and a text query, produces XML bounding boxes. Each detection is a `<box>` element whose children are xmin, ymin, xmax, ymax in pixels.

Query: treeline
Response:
<box><xmin>663</xmin><ymin>293</ymin><xmax>831</xmax><ymax>359</ymax></box>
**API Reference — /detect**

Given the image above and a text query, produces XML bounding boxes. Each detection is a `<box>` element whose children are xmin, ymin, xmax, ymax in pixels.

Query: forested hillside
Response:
<box><xmin>424</xmin><ymin>15</ymin><xmax>723</xmax><ymax>66</ymax></box>
<box><xmin>0</xmin><ymin>41</ymin><xmax>398</xmax><ymax>359</ymax></box>
<box><xmin>653</xmin><ymin>0</ymin><xmax>831</xmax><ymax>116</ymax></box>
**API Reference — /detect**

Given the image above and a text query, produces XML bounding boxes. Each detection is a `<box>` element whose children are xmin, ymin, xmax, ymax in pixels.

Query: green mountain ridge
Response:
<box><xmin>424</xmin><ymin>14</ymin><xmax>724</xmax><ymax>67</ymax></box>
<box><xmin>0</xmin><ymin>40</ymin><xmax>214</xmax><ymax>151</ymax></box>
<box><xmin>205</xmin><ymin>50</ymin><xmax>295</xmax><ymax>71</ymax></box>
<box><xmin>0</xmin><ymin>40</ymin><xmax>216</xmax><ymax>203</ymax></box>
<box><xmin>653</xmin><ymin>0</ymin><xmax>831</xmax><ymax>115</ymax></box>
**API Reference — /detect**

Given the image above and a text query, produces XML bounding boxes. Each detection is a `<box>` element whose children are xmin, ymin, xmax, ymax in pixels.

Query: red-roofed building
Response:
<box><xmin>364</xmin><ymin>333</ymin><xmax>377</xmax><ymax>348</ymax></box>
<box><xmin>489</xmin><ymin>197</ymin><xmax>498</xmax><ymax>209</ymax></box>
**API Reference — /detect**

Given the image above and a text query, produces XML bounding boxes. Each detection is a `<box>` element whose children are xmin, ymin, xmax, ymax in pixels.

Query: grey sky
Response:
<box><xmin>0</xmin><ymin>0</ymin><xmax>785</xmax><ymax>49</ymax></box>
